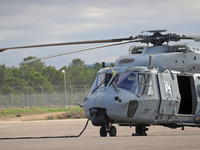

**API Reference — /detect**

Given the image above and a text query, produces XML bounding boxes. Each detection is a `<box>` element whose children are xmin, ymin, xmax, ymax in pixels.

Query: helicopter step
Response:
<box><xmin>100</xmin><ymin>125</ymin><xmax>117</xmax><ymax>137</ymax></box>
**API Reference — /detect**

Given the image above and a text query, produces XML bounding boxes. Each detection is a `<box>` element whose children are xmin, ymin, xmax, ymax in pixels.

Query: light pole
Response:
<box><xmin>62</xmin><ymin>70</ymin><xmax>67</xmax><ymax>107</ymax></box>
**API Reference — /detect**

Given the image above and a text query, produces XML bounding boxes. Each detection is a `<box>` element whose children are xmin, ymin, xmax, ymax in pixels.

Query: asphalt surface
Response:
<box><xmin>0</xmin><ymin>119</ymin><xmax>200</xmax><ymax>150</ymax></box>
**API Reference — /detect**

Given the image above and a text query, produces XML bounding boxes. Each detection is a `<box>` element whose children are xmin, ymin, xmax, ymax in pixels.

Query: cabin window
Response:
<box><xmin>138</xmin><ymin>73</ymin><xmax>153</xmax><ymax>96</ymax></box>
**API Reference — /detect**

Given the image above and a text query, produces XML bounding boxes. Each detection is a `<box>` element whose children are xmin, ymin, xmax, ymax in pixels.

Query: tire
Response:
<box><xmin>109</xmin><ymin>126</ymin><xmax>117</xmax><ymax>137</ymax></box>
<box><xmin>100</xmin><ymin>126</ymin><xmax>107</xmax><ymax>137</ymax></box>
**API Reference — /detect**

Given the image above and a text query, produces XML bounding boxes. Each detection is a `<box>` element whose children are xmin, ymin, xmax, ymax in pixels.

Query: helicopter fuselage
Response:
<box><xmin>83</xmin><ymin>65</ymin><xmax>200</xmax><ymax>136</ymax></box>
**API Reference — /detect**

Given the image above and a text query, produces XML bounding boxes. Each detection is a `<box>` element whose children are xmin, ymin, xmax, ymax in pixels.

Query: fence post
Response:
<box><xmin>69</xmin><ymin>86</ymin><xmax>73</xmax><ymax>106</ymax></box>
<box><xmin>39</xmin><ymin>86</ymin><xmax>43</xmax><ymax>107</ymax></box>
<box><xmin>21</xmin><ymin>93</ymin><xmax>24</xmax><ymax>107</ymax></box>
<box><xmin>54</xmin><ymin>86</ymin><xmax>58</xmax><ymax>106</ymax></box>
<box><xmin>25</xmin><ymin>86</ymin><xmax>28</xmax><ymax>107</ymax></box>
<box><xmin>32</xmin><ymin>93</ymin><xmax>35</xmax><ymax>107</ymax></box>
<box><xmin>9</xmin><ymin>86</ymin><xmax>13</xmax><ymax>108</ymax></box>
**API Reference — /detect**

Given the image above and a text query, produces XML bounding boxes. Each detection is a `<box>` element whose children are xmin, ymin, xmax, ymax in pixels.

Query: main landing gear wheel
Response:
<box><xmin>109</xmin><ymin>126</ymin><xmax>117</xmax><ymax>137</ymax></box>
<box><xmin>100</xmin><ymin>126</ymin><xmax>107</xmax><ymax>137</ymax></box>
<box><xmin>132</xmin><ymin>125</ymin><xmax>148</xmax><ymax>136</ymax></box>
<box><xmin>100</xmin><ymin>125</ymin><xmax>117</xmax><ymax>137</ymax></box>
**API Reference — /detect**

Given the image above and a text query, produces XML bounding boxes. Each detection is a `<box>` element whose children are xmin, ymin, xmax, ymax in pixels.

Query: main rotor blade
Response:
<box><xmin>0</xmin><ymin>37</ymin><xmax>134</xmax><ymax>53</ymax></box>
<box><xmin>180</xmin><ymin>35</ymin><xmax>200</xmax><ymax>42</ymax></box>
<box><xmin>20</xmin><ymin>38</ymin><xmax>143</xmax><ymax>65</ymax></box>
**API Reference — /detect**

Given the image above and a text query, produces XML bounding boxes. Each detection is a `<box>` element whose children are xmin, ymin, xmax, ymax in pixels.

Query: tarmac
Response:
<box><xmin>0</xmin><ymin>119</ymin><xmax>200</xmax><ymax>150</ymax></box>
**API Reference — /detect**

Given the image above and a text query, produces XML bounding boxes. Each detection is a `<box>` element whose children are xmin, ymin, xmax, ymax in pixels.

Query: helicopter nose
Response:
<box><xmin>90</xmin><ymin>107</ymin><xmax>109</xmax><ymax>126</ymax></box>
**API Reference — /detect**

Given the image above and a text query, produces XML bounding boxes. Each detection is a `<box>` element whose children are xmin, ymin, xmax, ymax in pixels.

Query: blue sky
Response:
<box><xmin>0</xmin><ymin>0</ymin><xmax>200</xmax><ymax>69</ymax></box>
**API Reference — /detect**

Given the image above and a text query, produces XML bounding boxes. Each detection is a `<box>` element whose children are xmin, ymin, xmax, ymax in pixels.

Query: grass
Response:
<box><xmin>0</xmin><ymin>106</ymin><xmax>85</xmax><ymax>120</ymax></box>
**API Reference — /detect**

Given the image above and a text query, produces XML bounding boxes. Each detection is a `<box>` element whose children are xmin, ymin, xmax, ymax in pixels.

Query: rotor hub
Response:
<box><xmin>136</xmin><ymin>30</ymin><xmax>180</xmax><ymax>46</ymax></box>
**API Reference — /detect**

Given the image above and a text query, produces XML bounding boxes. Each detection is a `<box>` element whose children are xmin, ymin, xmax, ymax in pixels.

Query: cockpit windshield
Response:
<box><xmin>111</xmin><ymin>72</ymin><xmax>138</xmax><ymax>95</ymax></box>
<box><xmin>90</xmin><ymin>70</ymin><xmax>153</xmax><ymax>96</ymax></box>
<box><xmin>90</xmin><ymin>73</ymin><xmax>112</xmax><ymax>93</ymax></box>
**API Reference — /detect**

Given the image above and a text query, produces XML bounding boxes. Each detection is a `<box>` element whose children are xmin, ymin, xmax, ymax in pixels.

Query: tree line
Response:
<box><xmin>0</xmin><ymin>56</ymin><xmax>107</xmax><ymax>95</ymax></box>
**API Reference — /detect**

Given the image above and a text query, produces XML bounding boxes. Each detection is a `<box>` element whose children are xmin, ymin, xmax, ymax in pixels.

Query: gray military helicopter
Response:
<box><xmin>1</xmin><ymin>30</ymin><xmax>200</xmax><ymax>137</ymax></box>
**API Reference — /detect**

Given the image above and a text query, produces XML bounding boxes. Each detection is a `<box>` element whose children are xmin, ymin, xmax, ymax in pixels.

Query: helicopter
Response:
<box><xmin>1</xmin><ymin>29</ymin><xmax>200</xmax><ymax>137</ymax></box>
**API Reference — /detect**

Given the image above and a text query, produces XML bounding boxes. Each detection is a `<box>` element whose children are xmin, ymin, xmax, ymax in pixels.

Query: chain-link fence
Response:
<box><xmin>0</xmin><ymin>85</ymin><xmax>90</xmax><ymax>108</ymax></box>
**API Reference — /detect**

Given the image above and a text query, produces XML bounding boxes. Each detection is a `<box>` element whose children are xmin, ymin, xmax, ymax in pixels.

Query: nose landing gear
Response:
<box><xmin>100</xmin><ymin>125</ymin><xmax>117</xmax><ymax>137</ymax></box>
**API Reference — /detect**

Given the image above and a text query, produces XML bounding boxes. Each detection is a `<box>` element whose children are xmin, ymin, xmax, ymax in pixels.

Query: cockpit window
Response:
<box><xmin>110</xmin><ymin>72</ymin><xmax>153</xmax><ymax>96</ymax></box>
<box><xmin>90</xmin><ymin>73</ymin><xmax>112</xmax><ymax>93</ymax></box>
<box><xmin>111</xmin><ymin>73</ymin><xmax>137</xmax><ymax>95</ymax></box>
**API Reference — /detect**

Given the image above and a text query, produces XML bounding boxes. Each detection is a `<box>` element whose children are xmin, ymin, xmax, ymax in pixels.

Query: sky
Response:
<box><xmin>0</xmin><ymin>0</ymin><xmax>200</xmax><ymax>69</ymax></box>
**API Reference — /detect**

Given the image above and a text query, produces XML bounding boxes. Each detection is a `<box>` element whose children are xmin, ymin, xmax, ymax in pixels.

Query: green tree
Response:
<box><xmin>10</xmin><ymin>67</ymin><xmax>21</xmax><ymax>79</ymax></box>
<box><xmin>0</xmin><ymin>84</ymin><xmax>12</xmax><ymax>94</ymax></box>
<box><xmin>67</xmin><ymin>66</ymin><xmax>96</xmax><ymax>85</ymax></box>
<box><xmin>93</xmin><ymin>62</ymin><xmax>102</xmax><ymax>71</ymax></box>
<box><xmin>28</xmin><ymin>72</ymin><xmax>54</xmax><ymax>93</ymax></box>
<box><xmin>0</xmin><ymin>65</ymin><xmax>9</xmax><ymax>88</ymax></box>
<box><xmin>0</xmin><ymin>57</ymin><xmax>103</xmax><ymax>95</ymax></box>
<box><xmin>18</xmin><ymin>65</ymin><xmax>36</xmax><ymax>81</ymax></box>
<box><xmin>23</xmin><ymin>56</ymin><xmax>45</xmax><ymax>72</ymax></box>
<box><xmin>1</xmin><ymin>77</ymin><xmax>29</xmax><ymax>94</ymax></box>
<box><xmin>42</xmin><ymin>66</ymin><xmax>63</xmax><ymax>85</ymax></box>
<box><xmin>69</xmin><ymin>58</ymin><xmax>85</xmax><ymax>67</ymax></box>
